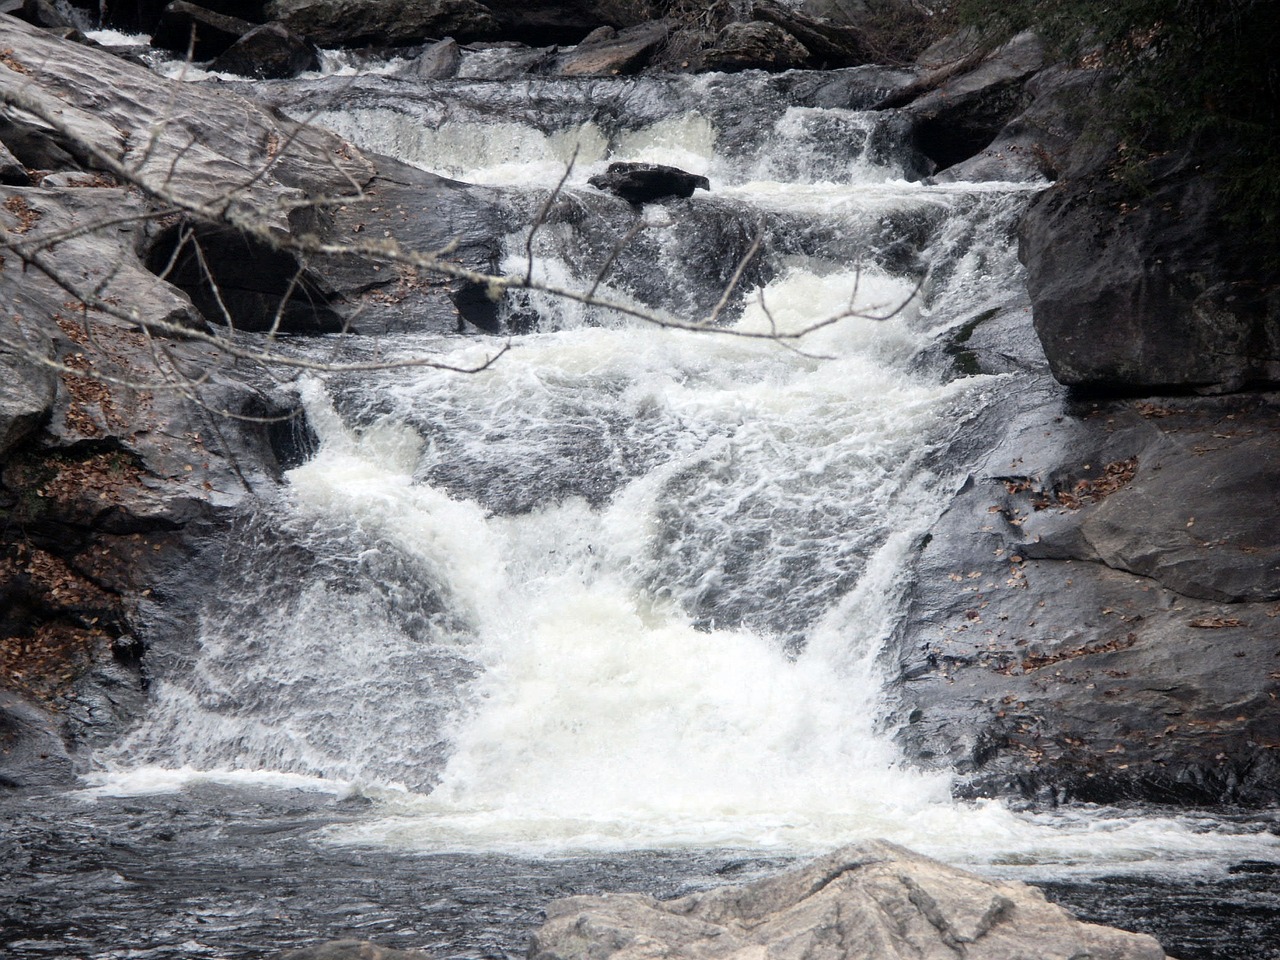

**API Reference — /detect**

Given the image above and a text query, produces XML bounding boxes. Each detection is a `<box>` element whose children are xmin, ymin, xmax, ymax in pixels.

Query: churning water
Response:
<box><xmin>5</xmin><ymin>63</ymin><xmax>1277</xmax><ymax>960</ymax></box>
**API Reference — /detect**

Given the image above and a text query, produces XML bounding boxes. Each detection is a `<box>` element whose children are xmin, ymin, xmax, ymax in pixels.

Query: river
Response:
<box><xmin>2</xmin><ymin>46</ymin><xmax>1277</xmax><ymax>960</ymax></box>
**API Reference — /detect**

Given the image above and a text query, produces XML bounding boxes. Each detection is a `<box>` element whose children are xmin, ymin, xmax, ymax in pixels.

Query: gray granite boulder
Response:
<box><xmin>531</xmin><ymin>841</ymin><xmax>1168</xmax><ymax>960</ymax></box>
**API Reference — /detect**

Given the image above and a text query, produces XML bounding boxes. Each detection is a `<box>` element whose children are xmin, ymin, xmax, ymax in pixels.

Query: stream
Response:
<box><xmin>2</xmin><ymin>43</ymin><xmax>1278</xmax><ymax>960</ymax></box>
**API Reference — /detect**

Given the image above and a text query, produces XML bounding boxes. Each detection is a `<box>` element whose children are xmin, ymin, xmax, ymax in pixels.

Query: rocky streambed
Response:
<box><xmin>1</xmin><ymin>2</ymin><xmax>1278</xmax><ymax>958</ymax></box>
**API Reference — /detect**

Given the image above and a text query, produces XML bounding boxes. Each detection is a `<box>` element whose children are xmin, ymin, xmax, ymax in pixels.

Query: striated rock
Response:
<box><xmin>553</xmin><ymin>20</ymin><xmax>667</xmax><ymax>77</ymax></box>
<box><xmin>209</xmin><ymin>21</ymin><xmax>320</xmax><ymax>78</ymax></box>
<box><xmin>263</xmin><ymin>0</ymin><xmax>501</xmax><ymax>48</ymax></box>
<box><xmin>150</xmin><ymin>1</ymin><xmax>256</xmax><ymax>60</ymax></box>
<box><xmin>531</xmin><ymin>841</ymin><xmax>1168</xmax><ymax>960</ymax></box>
<box><xmin>699</xmin><ymin>21</ymin><xmax>810</xmax><ymax>73</ymax></box>
<box><xmin>588</xmin><ymin>161</ymin><xmax>709</xmax><ymax>205</ymax></box>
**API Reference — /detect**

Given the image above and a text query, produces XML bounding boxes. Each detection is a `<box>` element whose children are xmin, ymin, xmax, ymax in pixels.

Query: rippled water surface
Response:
<box><xmin>3</xmin><ymin>785</ymin><xmax>1278</xmax><ymax>960</ymax></box>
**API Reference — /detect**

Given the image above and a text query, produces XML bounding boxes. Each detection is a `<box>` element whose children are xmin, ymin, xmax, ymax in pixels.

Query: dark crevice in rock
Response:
<box><xmin>144</xmin><ymin>221</ymin><xmax>346</xmax><ymax>334</ymax></box>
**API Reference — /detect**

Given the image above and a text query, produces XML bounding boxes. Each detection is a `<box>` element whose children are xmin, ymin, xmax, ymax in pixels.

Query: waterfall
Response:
<box><xmin>97</xmin><ymin>68</ymin><xmax>1276</xmax><ymax>868</ymax></box>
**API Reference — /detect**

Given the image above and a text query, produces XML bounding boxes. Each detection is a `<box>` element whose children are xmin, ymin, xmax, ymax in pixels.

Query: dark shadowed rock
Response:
<box><xmin>699</xmin><ymin>21</ymin><xmax>810</xmax><ymax>73</ymax></box>
<box><xmin>553</xmin><ymin>20</ymin><xmax>667</xmax><ymax>77</ymax></box>
<box><xmin>403</xmin><ymin>37</ymin><xmax>462</xmax><ymax>78</ymax></box>
<box><xmin>263</xmin><ymin>0</ymin><xmax>500</xmax><ymax>47</ymax></box>
<box><xmin>753</xmin><ymin>0</ymin><xmax>869</xmax><ymax>67</ymax></box>
<box><xmin>531</xmin><ymin>841</ymin><xmax>1169</xmax><ymax>960</ymax></box>
<box><xmin>1020</xmin><ymin>143</ymin><xmax>1280</xmax><ymax>393</ymax></box>
<box><xmin>588</xmin><ymin>161</ymin><xmax>709</xmax><ymax>205</ymax></box>
<box><xmin>896</xmin><ymin>31</ymin><xmax>1044</xmax><ymax>173</ymax></box>
<box><xmin>151</xmin><ymin>1</ymin><xmax>256</xmax><ymax>60</ymax></box>
<box><xmin>0</xmin><ymin>115</ymin><xmax>82</xmax><ymax>174</ymax></box>
<box><xmin>932</xmin><ymin>65</ymin><xmax>1103</xmax><ymax>184</ymax></box>
<box><xmin>209</xmin><ymin>21</ymin><xmax>320</xmax><ymax>79</ymax></box>
<box><xmin>0</xmin><ymin>138</ymin><xmax>28</xmax><ymax>185</ymax></box>
<box><xmin>484</xmin><ymin>0</ymin><xmax>656</xmax><ymax>45</ymax></box>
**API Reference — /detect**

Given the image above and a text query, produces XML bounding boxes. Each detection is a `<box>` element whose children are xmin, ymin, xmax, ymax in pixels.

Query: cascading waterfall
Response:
<box><xmin>99</xmin><ymin>68</ymin><xmax>1279</xmax><ymax>872</ymax></box>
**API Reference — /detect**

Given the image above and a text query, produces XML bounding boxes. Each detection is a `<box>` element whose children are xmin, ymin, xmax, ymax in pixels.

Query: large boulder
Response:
<box><xmin>532</xmin><ymin>841</ymin><xmax>1168</xmax><ymax>960</ymax></box>
<box><xmin>262</xmin><ymin>0</ymin><xmax>501</xmax><ymax>47</ymax></box>
<box><xmin>553</xmin><ymin>20</ymin><xmax>668</xmax><ymax>77</ymax></box>
<box><xmin>208</xmin><ymin>21</ymin><xmax>320</xmax><ymax>79</ymax></box>
<box><xmin>1019</xmin><ymin>142</ymin><xmax>1280</xmax><ymax>393</ymax></box>
<box><xmin>893</xmin><ymin>374</ymin><xmax>1280</xmax><ymax>805</ymax></box>
<box><xmin>588</xmin><ymin>161</ymin><xmax>710</xmax><ymax>205</ymax></box>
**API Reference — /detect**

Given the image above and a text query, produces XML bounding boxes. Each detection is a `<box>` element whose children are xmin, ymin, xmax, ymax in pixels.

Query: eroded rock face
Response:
<box><xmin>531</xmin><ymin>841</ymin><xmax>1168</xmax><ymax>960</ymax></box>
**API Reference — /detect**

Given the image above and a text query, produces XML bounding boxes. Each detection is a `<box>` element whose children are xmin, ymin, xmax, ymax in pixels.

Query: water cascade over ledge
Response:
<box><xmin>68</xmin><ymin>67</ymin><xmax>1271</xmax><ymax>875</ymax></box>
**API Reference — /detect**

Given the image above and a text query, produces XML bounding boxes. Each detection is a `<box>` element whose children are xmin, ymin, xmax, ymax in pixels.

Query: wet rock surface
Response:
<box><xmin>892</xmin><ymin>373</ymin><xmax>1280</xmax><ymax>805</ymax></box>
<box><xmin>0</xmin><ymin>15</ymin><xmax>502</xmax><ymax>783</ymax></box>
<box><xmin>1</xmin><ymin>0</ymin><xmax>1278</xmax><ymax>813</ymax></box>
<box><xmin>587</xmin><ymin>162</ymin><xmax>710</xmax><ymax>205</ymax></box>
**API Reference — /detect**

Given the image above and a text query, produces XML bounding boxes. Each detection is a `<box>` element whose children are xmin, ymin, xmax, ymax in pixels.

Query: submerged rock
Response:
<box><xmin>588</xmin><ymin>161</ymin><xmax>710</xmax><ymax>205</ymax></box>
<box><xmin>531</xmin><ymin>841</ymin><xmax>1169</xmax><ymax>960</ymax></box>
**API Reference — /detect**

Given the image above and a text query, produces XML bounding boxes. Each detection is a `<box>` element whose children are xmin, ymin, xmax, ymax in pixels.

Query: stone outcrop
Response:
<box><xmin>0</xmin><ymin>14</ymin><xmax>510</xmax><ymax>786</ymax></box>
<box><xmin>532</xmin><ymin>841</ymin><xmax>1169</xmax><ymax>960</ymax></box>
<box><xmin>1019</xmin><ymin>141</ymin><xmax>1280</xmax><ymax>393</ymax></box>
<box><xmin>894</xmin><ymin>31</ymin><xmax>1044</xmax><ymax>174</ymax></box>
<box><xmin>892</xmin><ymin>368</ymin><xmax>1280</xmax><ymax>804</ymax></box>
<box><xmin>552</xmin><ymin>20</ymin><xmax>668</xmax><ymax>77</ymax></box>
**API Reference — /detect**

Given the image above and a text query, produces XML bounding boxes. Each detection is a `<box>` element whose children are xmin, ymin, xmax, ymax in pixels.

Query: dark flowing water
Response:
<box><xmin>2</xmin><ymin>786</ymin><xmax>1278</xmax><ymax>960</ymax></box>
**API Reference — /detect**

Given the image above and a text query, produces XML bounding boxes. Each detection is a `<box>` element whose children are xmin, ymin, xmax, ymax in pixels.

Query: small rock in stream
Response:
<box><xmin>587</xmin><ymin>161</ymin><xmax>710</xmax><ymax>205</ymax></box>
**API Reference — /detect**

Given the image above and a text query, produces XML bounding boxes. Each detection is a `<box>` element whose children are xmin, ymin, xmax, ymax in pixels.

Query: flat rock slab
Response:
<box><xmin>531</xmin><ymin>841</ymin><xmax>1168</xmax><ymax>960</ymax></box>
